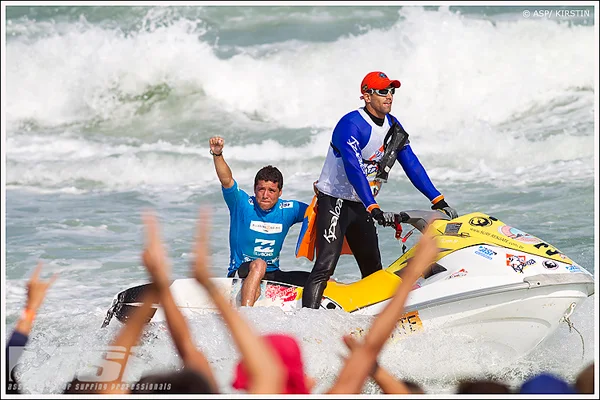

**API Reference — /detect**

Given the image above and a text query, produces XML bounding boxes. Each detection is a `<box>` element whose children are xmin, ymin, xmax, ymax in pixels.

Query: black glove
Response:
<box><xmin>370</xmin><ymin>207</ymin><xmax>397</xmax><ymax>227</ymax></box>
<box><xmin>431</xmin><ymin>199</ymin><xmax>458</xmax><ymax>219</ymax></box>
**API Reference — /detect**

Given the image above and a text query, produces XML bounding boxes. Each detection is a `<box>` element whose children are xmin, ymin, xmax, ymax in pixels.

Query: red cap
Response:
<box><xmin>360</xmin><ymin>71</ymin><xmax>401</xmax><ymax>94</ymax></box>
<box><xmin>232</xmin><ymin>334</ymin><xmax>309</xmax><ymax>394</ymax></box>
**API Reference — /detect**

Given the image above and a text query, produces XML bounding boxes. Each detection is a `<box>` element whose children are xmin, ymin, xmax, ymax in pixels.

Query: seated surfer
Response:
<box><xmin>209</xmin><ymin>136</ymin><xmax>310</xmax><ymax>306</ymax></box>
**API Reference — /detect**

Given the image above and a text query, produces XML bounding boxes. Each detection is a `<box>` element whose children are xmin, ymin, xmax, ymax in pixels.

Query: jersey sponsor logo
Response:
<box><xmin>347</xmin><ymin>136</ymin><xmax>367</xmax><ymax>175</ymax></box>
<box><xmin>281</xmin><ymin>201</ymin><xmax>293</xmax><ymax>209</ymax></box>
<box><xmin>323</xmin><ymin>198</ymin><xmax>343</xmax><ymax>243</ymax></box>
<box><xmin>254</xmin><ymin>239</ymin><xmax>276</xmax><ymax>257</ymax></box>
<box><xmin>250</xmin><ymin>221</ymin><xmax>283</xmax><ymax>234</ymax></box>
<box><xmin>248</xmin><ymin>198</ymin><xmax>254</xmax><ymax>205</ymax></box>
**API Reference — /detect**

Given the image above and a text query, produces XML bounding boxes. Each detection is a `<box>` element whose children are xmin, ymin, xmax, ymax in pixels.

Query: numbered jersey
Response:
<box><xmin>222</xmin><ymin>180</ymin><xmax>308</xmax><ymax>274</ymax></box>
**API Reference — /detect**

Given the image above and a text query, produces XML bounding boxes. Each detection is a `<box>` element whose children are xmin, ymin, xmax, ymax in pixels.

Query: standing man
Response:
<box><xmin>209</xmin><ymin>136</ymin><xmax>309</xmax><ymax>306</ymax></box>
<box><xmin>301</xmin><ymin>71</ymin><xmax>457</xmax><ymax>309</ymax></box>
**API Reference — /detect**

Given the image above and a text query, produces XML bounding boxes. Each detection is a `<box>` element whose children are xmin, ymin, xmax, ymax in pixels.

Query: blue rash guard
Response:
<box><xmin>315</xmin><ymin>108</ymin><xmax>443</xmax><ymax>210</ymax></box>
<box><xmin>222</xmin><ymin>180</ymin><xmax>308</xmax><ymax>274</ymax></box>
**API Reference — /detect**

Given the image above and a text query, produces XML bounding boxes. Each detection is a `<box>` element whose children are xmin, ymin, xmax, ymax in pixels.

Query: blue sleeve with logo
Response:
<box><xmin>331</xmin><ymin>115</ymin><xmax>377</xmax><ymax>210</ymax></box>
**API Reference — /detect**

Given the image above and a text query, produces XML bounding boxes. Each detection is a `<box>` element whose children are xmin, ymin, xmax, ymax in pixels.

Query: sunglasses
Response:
<box><xmin>367</xmin><ymin>87</ymin><xmax>396</xmax><ymax>96</ymax></box>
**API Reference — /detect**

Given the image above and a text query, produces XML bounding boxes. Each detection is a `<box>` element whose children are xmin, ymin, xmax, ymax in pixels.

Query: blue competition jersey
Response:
<box><xmin>222</xmin><ymin>180</ymin><xmax>308</xmax><ymax>273</ymax></box>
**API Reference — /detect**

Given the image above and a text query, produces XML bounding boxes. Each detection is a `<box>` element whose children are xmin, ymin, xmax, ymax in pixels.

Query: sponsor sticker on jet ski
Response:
<box><xmin>351</xmin><ymin>311</ymin><xmax>424</xmax><ymax>340</ymax></box>
<box><xmin>395</xmin><ymin>311</ymin><xmax>423</xmax><ymax>335</ymax></box>
<box><xmin>543</xmin><ymin>260</ymin><xmax>558</xmax><ymax>270</ymax></box>
<box><xmin>566</xmin><ymin>264</ymin><xmax>583</xmax><ymax>273</ymax></box>
<box><xmin>446</xmin><ymin>268</ymin><xmax>468</xmax><ymax>279</ymax></box>
<box><xmin>506</xmin><ymin>254</ymin><xmax>536</xmax><ymax>273</ymax></box>
<box><xmin>469</xmin><ymin>216</ymin><xmax>492</xmax><ymax>227</ymax></box>
<box><xmin>265</xmin><ymin>284</ymin><xmax>299</xmax><ymax>303</ymax></box>
<box><xmin>444</xmin><ymin>223</ymin><xmax>462</xmax><ymax>235</ymax></box>
<box><xmin>498</xmin><ymin>225</ymin><xmax>543</xmax><ymax>244</ymax></box>
<box><xmin>474</xmin><ymin>245</ymin><xmax>497</xmax><ymax>260</ymax></box>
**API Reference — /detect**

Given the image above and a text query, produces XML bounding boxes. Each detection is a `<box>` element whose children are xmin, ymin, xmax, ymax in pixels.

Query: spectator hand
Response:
<box><xmin>26</xmin><ymin>262</ymin><xmax>58</xmax><ymax>312</ymax></box>
<box><xmin>431</xmin><ymin>199</ymin><xmax>458</xmax><ymax>219</ymax></box>
<box><xmin>370</xmin><ymin>208</ymin><xmax>397</xmax><ymax>227</ymax></box>
<box><xmin>141</xmin><ymin>210</ymin><xmax>172</xmax><ymax>291</ymax></box>
<box><xmin>192</xmin><ymin>207</ymin><xmax>214</xmax><ymax>287</ymax></box>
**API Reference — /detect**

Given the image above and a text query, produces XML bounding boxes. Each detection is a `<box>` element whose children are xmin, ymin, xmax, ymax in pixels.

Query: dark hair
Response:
<box><xmin>401</xmin><ymin>379</ymin><xmax>425</xmax><ymax>394</ymax></box>
<box><xmin>575</xmin><ymin>362</ymin><xmax>594</xmax><ymax>394</ymax></box>
<box><xmin>131</xmin><ymin>369</ymin><xmax>216</xmax><ymax>394</ymax></box>
<box><xmin>456</xmin><ymin>378</ymin><xmax>511</xmax><ymax>394</ymax></box>
<box><xmin>254</xmin><ymin>165</ymin><xmax>283</xmax><ymax>190</ymax></box>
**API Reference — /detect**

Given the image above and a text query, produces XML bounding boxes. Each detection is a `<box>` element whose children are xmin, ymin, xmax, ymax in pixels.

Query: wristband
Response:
<box><xmin>21</xmin><ymin>309</ymin><xmax>36</xmax><ymax>322</ymax></box>
<box><xmin>210</xmin><ymin>150</ymin><xmax>223</xmax><ymax>157</ymax></box>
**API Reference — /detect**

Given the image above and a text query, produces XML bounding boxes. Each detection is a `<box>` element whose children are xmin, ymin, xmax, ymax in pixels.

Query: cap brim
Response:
<box><xmin>390</xmin><ymin>80</ymin><xmax>401</xmax><ymax>88</ymax></box>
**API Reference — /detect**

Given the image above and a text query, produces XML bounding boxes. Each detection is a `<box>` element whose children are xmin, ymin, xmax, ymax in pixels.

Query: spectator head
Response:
<box><xmin>232</xmin><ymin>333</ymin><xmax>313</xmax><ymax>394</ymax></box>
<box><xmin>575</xmin><ymin>363</ymin><xmax>594</xmax><ymax>394</ymax></box>
<box><xmin>402</xmin><ymin>379</ymin><xmax>426</xmax><ymax>394</ymax></box>
<box><xmin>519</xmin><ymin>373</ymin><xmax>576</xmax><ymax>394</ymax></box>
<box><xmin>456</xmin><ymin>378</ymin><xmax>511</xmax><ymax>394</ymax></box>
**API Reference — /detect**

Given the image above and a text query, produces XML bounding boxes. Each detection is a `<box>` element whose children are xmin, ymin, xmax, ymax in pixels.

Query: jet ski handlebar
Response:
<box><xmin>391</xmin><ymin>209</ymin><xmax>450</xmax><ymax>234</ymax></box>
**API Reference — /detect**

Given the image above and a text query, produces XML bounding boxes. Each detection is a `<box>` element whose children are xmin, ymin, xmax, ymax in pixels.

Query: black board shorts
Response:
<box><xmin>227</xmin><ymin>261</ymin><xmax>310</xmax><ymax>288</ymax></box>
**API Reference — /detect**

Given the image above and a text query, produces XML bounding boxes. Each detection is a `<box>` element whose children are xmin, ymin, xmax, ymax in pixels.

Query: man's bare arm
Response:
<box><xmin>209</xmin><ymin>136</ymin><xmax>234</xmax><ymax>188</ymax></box>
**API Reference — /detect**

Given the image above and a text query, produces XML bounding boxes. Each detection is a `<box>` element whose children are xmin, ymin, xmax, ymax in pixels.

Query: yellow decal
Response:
<box><xmin>394</xmin><ymin>311</ymin><xmax>423</xmax><ymax>336</ymax></box>
<box><xmin>348</xmin><ymin>311</ymin><xmax>423</xmax><ymax>342</ymax></box>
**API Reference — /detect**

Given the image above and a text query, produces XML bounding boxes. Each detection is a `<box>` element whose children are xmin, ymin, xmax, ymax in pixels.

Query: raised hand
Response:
<box><xmin>209</xmin><ymin>136</ymin><xmax>224</xmax><ymax>156</ymax></box>
<box><xmin>26</xmin><ymin>262</ymin><xmax>58</xmax><ymax>312</ymax></box>
<box><xmin>408</xmin><ymin>224</ymin><xmax>439</xmax><ymax>278</ymax></box>
<box><xmin>192</xmin><ymin>207</ymin><xmax>213</xmax><ymax>287</ymax></box>
<box><xmin>141</xmin><ymin>210</ymin><xmax>172</xmax><ymax>291</ymax></box>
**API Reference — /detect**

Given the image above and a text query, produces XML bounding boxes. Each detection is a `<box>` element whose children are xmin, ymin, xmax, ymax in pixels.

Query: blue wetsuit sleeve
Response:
<box><xmin>6</xmin><ymin>330</ymin><xmax>28</xmax><ymax>387</ymax></box>
<box><xmin>7</xmin><ymin>330</ymin><xmax>29</xmax><ymax>348</ymax></box>
<box><xmin>331</xmin><ymin>119</ymin><xmax>378</xmax><ymax>211</ymax></box>
<box><xmin>221</xmin><ymin>180</ymin><xmax>249</xmax><ymax>211</ymax></box>
<box><xmin>397</xmin><ymin>144</ymin><xmax>442</xmax><ymax>203</ymax></box>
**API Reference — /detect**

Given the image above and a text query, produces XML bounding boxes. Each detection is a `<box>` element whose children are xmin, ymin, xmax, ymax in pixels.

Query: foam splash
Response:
<box><xmin>5</xmin><ymin>6</ymin><xmax>595</xmax><ymax>192</ymax></box>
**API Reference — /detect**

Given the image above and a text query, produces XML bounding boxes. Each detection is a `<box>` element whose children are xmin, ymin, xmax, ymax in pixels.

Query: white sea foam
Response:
<box><xmin>5</xmin><ymin>7</ymin><xmax>594</xmax><ymax>193</ymax></box>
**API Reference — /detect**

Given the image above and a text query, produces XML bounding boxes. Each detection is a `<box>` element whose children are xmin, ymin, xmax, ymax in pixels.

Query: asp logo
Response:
<box><xmin>475</xmin><ymin>245</ymin><xmax>497</xmax><ymax>260</ymax></box>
